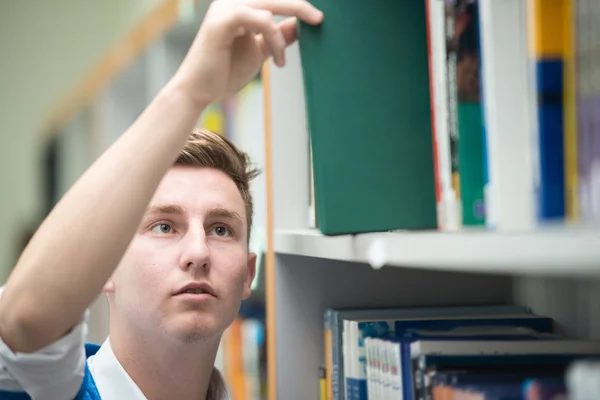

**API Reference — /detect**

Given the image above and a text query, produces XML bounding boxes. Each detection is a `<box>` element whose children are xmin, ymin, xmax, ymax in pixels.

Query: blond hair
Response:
<box><xmin>175</xmin><ymin>128</ymin><xmax>260</xmax><ymax>238</ymax></box>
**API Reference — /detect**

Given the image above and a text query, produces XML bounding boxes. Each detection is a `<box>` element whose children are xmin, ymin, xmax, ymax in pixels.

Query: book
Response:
<box><xmin>529</xmin><ymin>0</ymin><xmax>567</xmax><ymax>221</ymax></box>
<box><xmin>297</xmin><ymin>0</ymin><xmax>437</xmax><ymax>235</ymax></box>
<box><xmin>478</xmin><ymin>0</ymin><xmax>537</xmax><ymax>230</ymax></box>
<box><xmin>455</xmin><ymin>0</ymin><xmax>486</xmax><ymax>226</ymax></box>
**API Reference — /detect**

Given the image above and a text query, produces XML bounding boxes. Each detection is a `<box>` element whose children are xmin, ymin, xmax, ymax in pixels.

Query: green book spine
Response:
<box><xmin>458</xmin><ymin>103</ymin><xmax>485</xmax><ymax>225</ymax></box>
<box><xmin>455</xmin><ymin>0</ymin><xmax>485</xmax><ymax>225</ymax></box>
<box><xmin>297</xmin><ymin>0</ymin><xmax>437</xmax><ymax>235</ymax></box>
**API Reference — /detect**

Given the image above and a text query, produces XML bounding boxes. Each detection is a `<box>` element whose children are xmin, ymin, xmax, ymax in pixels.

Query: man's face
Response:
<box><xmin>106</xmin><ymin>166</ymin><xmax>256</xmax><ymax>342</ymax></box>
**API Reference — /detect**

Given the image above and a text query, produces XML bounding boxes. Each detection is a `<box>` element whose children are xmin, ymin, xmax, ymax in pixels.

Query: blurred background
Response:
<box><xmin>0</xmin><ymin>1</ymin><xmax>268</xmax><ymax>398</ymax></box>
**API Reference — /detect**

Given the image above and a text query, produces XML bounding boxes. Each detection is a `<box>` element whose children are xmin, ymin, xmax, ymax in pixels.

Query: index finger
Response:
<box><xmin>245</xmin><ymin>0</ymin><xmax>324</xmax><ymax>24</ymax></box>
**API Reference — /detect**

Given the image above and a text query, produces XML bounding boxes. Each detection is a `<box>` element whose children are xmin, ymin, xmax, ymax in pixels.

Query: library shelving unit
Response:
<box><xmin>261</xmin><ymin>41</ymin><xmax>600</xmax><ymax>400</ymax></box>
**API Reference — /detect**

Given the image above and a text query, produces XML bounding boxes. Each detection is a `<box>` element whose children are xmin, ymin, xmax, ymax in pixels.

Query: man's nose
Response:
<box><xmin>178</xmin><ymin>227</ymin><xmax>211</xmax><ymax>272</ymax></box>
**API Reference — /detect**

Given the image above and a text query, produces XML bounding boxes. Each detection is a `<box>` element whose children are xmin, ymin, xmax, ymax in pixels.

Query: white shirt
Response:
<box><xmin>0</xmin><ymin>287</ymin><xmax>230</xmax><ymax>400</ymax></box>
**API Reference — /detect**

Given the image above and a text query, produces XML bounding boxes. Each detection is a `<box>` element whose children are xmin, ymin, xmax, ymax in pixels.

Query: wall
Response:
<box><xmin>0</xmin><ymin>0</ymin><xmax>162</xmax><ymax>281</ymax></box>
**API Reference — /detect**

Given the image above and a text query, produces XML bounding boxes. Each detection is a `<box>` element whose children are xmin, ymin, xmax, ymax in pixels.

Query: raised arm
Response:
<box><xmin>0</xmin><ymin>0</ymin><xmax>323</xmax><ymax>353</ymax></box>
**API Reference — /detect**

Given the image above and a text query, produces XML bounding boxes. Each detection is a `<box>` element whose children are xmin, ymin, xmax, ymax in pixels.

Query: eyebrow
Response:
<box><xmin>145</xmin><ymin>204</ymin><xmax>185</xmax><ymax>216</ymax></box>
<box><xmin>206</xmin><ymin>208</ymin><xmax>243</xmax><ymax>226</ymax></box>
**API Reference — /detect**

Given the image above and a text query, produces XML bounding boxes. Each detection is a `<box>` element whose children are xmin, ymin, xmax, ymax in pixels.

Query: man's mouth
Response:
<box><xmin>175</xmin><ymin>282</ymin><xmax>217</xmax><ymax>298</ymax></box>
<box><xmin>181</xmin><ymin>288</ymin><xmax>208</xmax><ymax>294</ymax></box>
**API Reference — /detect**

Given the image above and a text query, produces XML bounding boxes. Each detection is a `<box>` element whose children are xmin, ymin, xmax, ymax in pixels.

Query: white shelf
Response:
<box><xmin>274</xmin><ymin>226</ymin><xmax>600</xmax><ymax>276</ymax></box>
<box><xmin>274</xmin><ymin>229</ymin><xmax>358</xmax><ymax>261</ymax></box>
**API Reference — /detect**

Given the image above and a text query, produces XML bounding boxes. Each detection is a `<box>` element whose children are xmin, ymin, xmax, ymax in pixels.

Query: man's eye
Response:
<box><xmin>210</xmin><ymin>226</ymin><xmax>231</xmax><ymax>237</ymax></box>
<box><xmin>151</xmin><ymin>223</ymin><xmax>173</xmax><ymax>235</ymax></box>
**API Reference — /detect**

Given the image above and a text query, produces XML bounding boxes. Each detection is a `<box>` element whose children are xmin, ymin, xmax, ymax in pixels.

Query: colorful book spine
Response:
<box><xmin>323</xmin><ymin>310</ymin><xmax>333</xmax><ymax>400</ymax></box>
<box><xmin>530</xmin><ymin>0</ymin><xmax>566</xmax><ymax>221</ymax></box>
<box><xmin>477</xmin><ymin>0</ymin><xmax>490</xmax><ymax>229</ymax></box>
<box><xmin>427</xmin><ymin>0</ymin><xmax>461</xmax><ymax>231</ymax></box>
<box><xmin>425</xmin><ymin>0</ymin><xmax>443</xmax><ymax>229</ymax></box>
<box><xmin>325</xmin><ymin>309</ymin><xmax>341</xmax><ymax>400</ymax></box>
<box><xmin>445</xmin><ymin>0</ymin><xmax>463</xmax><ymax>224</ymax></box>
<box><xmin>455</xmin><ymin>0</ymin><xmax>485</xmax><ymax>226</ymax></box>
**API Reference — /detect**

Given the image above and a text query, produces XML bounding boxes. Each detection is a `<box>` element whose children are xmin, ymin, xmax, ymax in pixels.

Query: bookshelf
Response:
<box><xmin>274</xmin><ymin>227</ymin><xmax>600</xmax><ymax>276</ymax></box>
<box><xmin>262</xmin><ymin>32</ymin><xmax>600</xmax><ymax>400</ymax></box>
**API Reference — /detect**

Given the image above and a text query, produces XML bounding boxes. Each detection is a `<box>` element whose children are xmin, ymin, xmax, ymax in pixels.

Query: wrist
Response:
<box><xmin>165</xmin><ymin>73</ymin><xmax>213</xmax><ymax>114</ymax></box>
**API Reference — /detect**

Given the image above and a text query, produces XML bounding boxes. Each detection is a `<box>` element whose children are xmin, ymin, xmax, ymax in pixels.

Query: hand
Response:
<box><xmin>172</xmin><ymin>0</ymin><xmax>324</xmax><ymax>107</ymax></box>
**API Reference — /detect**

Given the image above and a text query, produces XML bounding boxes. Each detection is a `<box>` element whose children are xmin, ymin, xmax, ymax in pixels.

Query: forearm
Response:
<box><xmin>0</xmin><ymin>80</ymin><xmax>205</xmax><ymax>352</ymax></box>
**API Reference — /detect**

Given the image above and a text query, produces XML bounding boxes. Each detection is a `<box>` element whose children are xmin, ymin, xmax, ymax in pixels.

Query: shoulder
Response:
<box><xmin>0</xmin><ymin>284</ymin><xmax>93</xmax><ymax>400</ymax></box>
<box><xmin>0</xmin><ymin>343</ymin><xmax>101</xmax><ymax>400</ymax></box>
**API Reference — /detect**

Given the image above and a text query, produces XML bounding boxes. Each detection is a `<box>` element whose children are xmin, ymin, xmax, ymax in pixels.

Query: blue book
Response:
<box><xmin>536</xmin><ymin>59</ymin><xmax>566</xmax><ymax>220</ymax></box>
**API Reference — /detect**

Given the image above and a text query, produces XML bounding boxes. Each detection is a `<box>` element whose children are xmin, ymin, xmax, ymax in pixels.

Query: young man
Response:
<box><xmin>0</xmin><ymin>1</ymin><xmax>324</xmax><ymax>399</ymax></box>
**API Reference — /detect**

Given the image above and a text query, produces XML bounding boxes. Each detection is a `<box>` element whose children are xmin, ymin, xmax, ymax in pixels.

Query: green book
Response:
<box><xmin>297</xmin><ymin>0</ymin><xmax>437</xmax><ymax>235</ymax></box>
<box><xmin>458</xmin><ymin>103</ymin><xmax>485</xmax><ymax>225</ymax></box>
<box><xmin>455</xmin><ymin>0</ymin><xmax>485</xmax><ymax>226</ymax></box>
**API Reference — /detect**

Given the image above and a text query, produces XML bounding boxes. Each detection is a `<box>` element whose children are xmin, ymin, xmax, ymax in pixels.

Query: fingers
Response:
<box><xmin>234</xmin><ymin>6</ymin><xmax>288</xmax><ymax>66</ymax></box>
<box><xmin>202</xmin><ymin>0</ymin><xmax>323</xmax><ymax>66</ymax></box>
<box><xmin>278</xmin><ymin>17</ymin><xmax>299</xmax><ymax>46</ymax></box>
<box><xmin>245</xmin><ymin>0</ymin><xmax>324</xmax><ymax>25</ymax></box>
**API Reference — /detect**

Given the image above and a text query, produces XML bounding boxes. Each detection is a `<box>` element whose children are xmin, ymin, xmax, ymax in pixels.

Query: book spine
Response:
<box><xmin>428</xmin><ymin>0</ymin><xmax>459</xmax><ymax>231</ymax></box>
<box><xmin>563</xmin><ymin>0</ymin><xmax>579</xmax><ymax>221</ymax></box>
<box><xmin>330</xmin><ymin>311</ymin><xmax>341</xmax><ymax>400</ymax></box>
<box><xmin>477</xmin><ymin>0</ymin><xmax>489</xmax><ymax>229</ymax></box>
<box><xmin>356</xmin><ymin>327</ymin><xmax>367</xmax><ymax>400</ymax></box>
<box><xmin>324</xmin><ymin>310</ymin><xmax>334</xmax><ymax>400</ymax></box>
<box><xmin>343</xmin><ymin>320</ymin><xmax>350</xmax><ymax>400</ymax></box>
<box><xmin>346</xmin><ymin>321</ymin><xmax>360</xmax><ymax>400</ymax></box>
<box><xmin>531</xmin><ymin>0</ymin><xmax>566</xmax><ymax>221</ymax></box>
<box><xmin>445</xmin><ymin>0</ymin><xmax>463</xmax><ymax>227</ymax></box>
<box><xmin>456</xmin><ymin>0</ymin><xmax>485</xmax><ymax>226</ymax></box>
<box><xmin>390</xmin><ymin>342</ymin><xmax>402</xmax><ymax>398</ymax></box>
<box><xmin>480</xmin><ymin>0</ymin><xmax>536</xmax><ymax>230</ymax></box>
<box><xmin>364</xmin><ymin>338</ymin><xmax>373</xmax><ymax>400</ymax></box>
<box><xmin>537</xmin><ymin>59</ymin><xmax>566</xmax><ymax>220</ymax></box>
<box><xmin>425</xmin><ymin>0</ymin><xmax>443</xmax><ymax>229</ymax></box>
<box><xmin>576</xmin><ymin>0</ymin><xmax>591</xmax><ymax>219</ymax></box>
<box><xmin>591</xmin><ymin>0</ymin><xmax>600</xmax><ymax>220</ymax></box>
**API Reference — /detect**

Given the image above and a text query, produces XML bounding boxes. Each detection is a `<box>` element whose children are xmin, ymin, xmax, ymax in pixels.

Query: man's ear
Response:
<box><xmin>242</xmin><ymin>252</ymin><xmax>257</xmax><ymax>300</ymax></box>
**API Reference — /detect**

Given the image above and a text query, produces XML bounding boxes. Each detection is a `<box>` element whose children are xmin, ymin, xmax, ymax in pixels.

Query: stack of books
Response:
<box><xmin>322</xmin><ymin>303</ymin><xmax>600</xmax><ymax>400</ymax></box>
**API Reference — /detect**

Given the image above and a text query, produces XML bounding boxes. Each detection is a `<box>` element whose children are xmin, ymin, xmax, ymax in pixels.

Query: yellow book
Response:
<box><xmin>530</xmin><ymin>0</ymin><xmax>565</xmax><ymax>58</ymax></box>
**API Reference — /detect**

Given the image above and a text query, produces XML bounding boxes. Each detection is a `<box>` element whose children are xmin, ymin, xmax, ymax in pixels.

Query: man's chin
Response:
<box><xmin>170</xmin><ymin>316</ymin><xmax>223</xmax><ymax>343</ymax></box>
